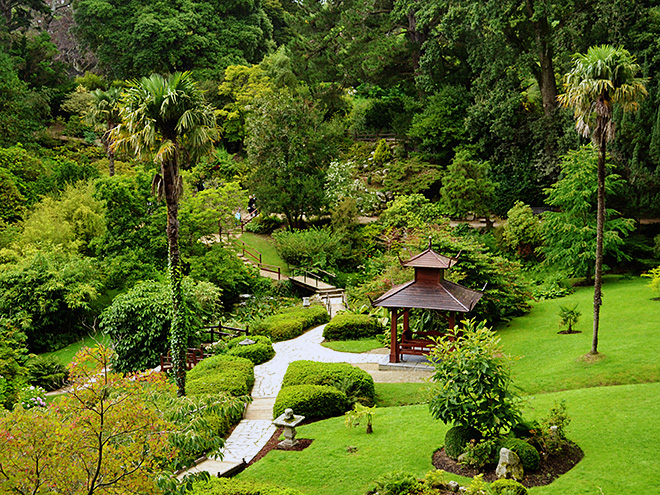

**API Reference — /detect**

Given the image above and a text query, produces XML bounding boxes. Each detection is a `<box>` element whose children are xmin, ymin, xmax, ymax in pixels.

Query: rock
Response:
<box><xmin>447</xmin><ymin>480</ymin><xmax>460</xmax><ymax>492</ymax></box>
<box><xmin>495</xmin><ymin>447</ymin><xmax>524</xmax><ymax>481</ymax></box>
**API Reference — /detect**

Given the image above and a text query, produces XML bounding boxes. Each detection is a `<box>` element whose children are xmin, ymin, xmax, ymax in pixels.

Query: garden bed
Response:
<box><xmin>431</xmin><ymin>443</ymin><xmax>584</xmax><ymax>488</ymax></box>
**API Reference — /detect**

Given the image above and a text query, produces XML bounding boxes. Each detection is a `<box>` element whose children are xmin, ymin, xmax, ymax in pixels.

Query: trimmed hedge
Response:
<box><xmin>187</xmin><ymin>355</ymin><xmax>255</xmax><ymax>397</ymax></box>
<box><xmin>273</xmin><ymin>384</ymin><xmax>350</xmax><ymax>420</ymax></box>
<box><xmin>502</xmin><ymin>438</ymin><xmax>541</xmax><ymax>472</ymax></box>
<box><xmin>444</xmin><ymin>425</ymin><xmax>481</xmax><ymax>460</ymax></box>
<box><xmin>490</xmin><ymin>479</ymin><xmax>528</xmax><ymax>495</ymax></box>
<box><xmin>191</xmin><ymin>478</ymin><xmax>304</xmax><ymax>495</ymax></box>
<box><xmin>226</xmin><ymin>335</ymin><xmax>275</xmax><ymax>365</ymax></box>
<box><xmin>252</xmin><ymin>305</ymin><xmax>329</xmax><ymax>342</ymax></box>
<box><xmin>322</xmin><ymin>314</ymin><xmax>382</xmax><ymax>341</ymax></box>
<box><xmin>281</xmin><ymin>360</ymin><xmax>375</xmax><ymax>404</ymax></box>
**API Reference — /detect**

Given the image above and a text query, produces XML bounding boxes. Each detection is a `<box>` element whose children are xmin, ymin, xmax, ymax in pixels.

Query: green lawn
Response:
<box><xmin>238</xmin><ymin>233</ymin><xmax>290</xmax><ymax>276</ymax></box>
<box><xmin>497</xmin><ymin>276</ymin><xmax>660</xmax><ymax>394</ymax></box>
<box><xmin>239</xmin><ymin>275</ymin><xmax>660</xmax><ymax>495</ymax></box>
<box><xmin>321</xmin><ymin>339</ymin><xmax>384</xmax><ymax>353</ymax></box>
<box><xmin>374</xmin><ymin>382</ymin><xmax>430</xmax><ymax>407</ymax></box>
<box><xmin>239</xmin><ymin>383</ymin><xmax>660</xmax><ymax>495</ymax></box>
<box><xmin>41</xmin><ymin>333</ymin><xmax>111</xmax><ymax>365</ymax></box>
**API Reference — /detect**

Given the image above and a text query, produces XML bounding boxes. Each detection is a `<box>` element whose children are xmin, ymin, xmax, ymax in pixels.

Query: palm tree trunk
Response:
<box><xmin>592</xmin><ymin>131</ymin><xmax>607</xmax><ymax>355</ymax></box>
<box><xmin>163</xmin><ymin>158</ymin><xmax>186</xmax><ymax>396</ymax></box>
<box><xmin>102</xmin><ymin>137</ymin><xmax>115</xmax><ymax>177</ymax></box>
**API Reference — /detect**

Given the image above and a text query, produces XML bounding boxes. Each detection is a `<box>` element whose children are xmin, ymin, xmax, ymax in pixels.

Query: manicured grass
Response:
<box><xmin>497</xmin><ymin>276</ymin><xmax>660</xmax><ymax>394</ymax></box>
<box><xmin>238</xmin><ymin>233</ymin><xmax>290</xmax><ymax>275</ymax></box>
<box><xmin>41</xmin><ymin>333</ymin><xmax>110</xmax><ymax>366</ymax></box>
<box><xmin>374</xmin><ymin>382</ymin><xmax>431</xmax><ymax>407</ymax></box>
<box><xmin>239</xmin><ymin>404</ymin><xmax>451</xmax><ymax>495</ymax></box>
<box><xmin>240</xmin><ymin>383</ymin><xmax>660</xmax><ymax>495</ymax></box>
<box><xmin>321</xmin><ymin>339</ymin><xmax>384</xmax><ymax>353</ymax></box>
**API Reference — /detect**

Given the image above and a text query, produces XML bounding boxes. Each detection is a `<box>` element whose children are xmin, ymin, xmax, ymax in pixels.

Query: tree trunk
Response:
<box><xmin>592</xmin><ymin>127</ymin><xmax>607</xmax><ymax>355</ymax></box>
<box><xmin>103</xmin><ymin>137</ymin><xmax>115</xmax><ymax>177</ymax></box>
<box><xmin>163</xmin><ymin>157</ymin><xmax>185</xmax><ymax>396</ymax></box>
<box><xmin>525</xmin><ymin>0</ymin><xmax>557</xmax><ymax>116</ymax></box>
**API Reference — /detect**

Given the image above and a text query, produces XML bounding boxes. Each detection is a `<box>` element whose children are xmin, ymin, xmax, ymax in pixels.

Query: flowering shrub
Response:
<box><xmin>18</xmin><ymin>384</ymin><xmax>47</xmax><ymax>409</ymax></box>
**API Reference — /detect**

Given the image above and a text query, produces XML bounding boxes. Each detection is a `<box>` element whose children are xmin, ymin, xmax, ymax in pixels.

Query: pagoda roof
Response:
<box><xmin>372</xmin><ymin>279</ymin><xmax>483</xmax><ymax>312</ymax></box>
<box><xmin>402</xmin><ymin>246</ymin><xmax>458</xmax><ymax>269</ymax></box>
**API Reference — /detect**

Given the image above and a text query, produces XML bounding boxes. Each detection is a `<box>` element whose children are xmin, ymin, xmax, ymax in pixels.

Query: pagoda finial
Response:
<box><xmin>428</xmin><ymin>236</ymin><xmax>432</xmax><ymax>249</ymax></box>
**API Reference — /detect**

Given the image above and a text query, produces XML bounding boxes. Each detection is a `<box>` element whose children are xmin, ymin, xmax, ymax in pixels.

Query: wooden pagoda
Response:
<box><xmin>372</xmin><ymin>242</ymin><xmax>484</xmax><ymax>363</ymax></box>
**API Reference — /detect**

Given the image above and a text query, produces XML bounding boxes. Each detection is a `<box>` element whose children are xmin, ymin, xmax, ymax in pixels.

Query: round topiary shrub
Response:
<box><xmin>273</xmin><ymin>384</ymin><xmax>350</xmax><ymax>420</ymax></box>
<box><xmin>281</xmin><ymin>360</ymin><xmax>375</xmax><ymax>405</ymax></box>
<box><xmin>490</xmin><ymin>479</ymin><xmax>528</xmax><ymax>495</ymax></box>
<box><xmin>322</xmin><ymin>314</ymin><xmax>382</xmax><ymax>341</ymax></box>
<box><xmin>444</xmin><ymin>426</ymin><xmax>481</xmax><ymax>460</ymax></box>
<box><xmin>187</xmin><ymin>355</ymin><xmax>255</xmax><ymax>397</ymax></box>
<box><xmin>226</xmin><ymin>335</ymin><xmax>275</xmax><ymax>365</ymax></box>
<box><xmin>502</xmin><ymin>438</ymin><xmax>540</xmax><ymax>472</ymax></box>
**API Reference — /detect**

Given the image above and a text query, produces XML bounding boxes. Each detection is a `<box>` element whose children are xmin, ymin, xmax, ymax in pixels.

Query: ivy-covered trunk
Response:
<box><xmin>163</xmin><ymin>155</ymin><xmax>186</xmax><ymax>396</ymax></box>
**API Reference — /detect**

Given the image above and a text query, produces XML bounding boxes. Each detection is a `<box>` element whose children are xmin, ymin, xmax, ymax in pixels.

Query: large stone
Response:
<box><xmin>495</xmin><ymin>447</ymin><xmax>524</xmax><ymax>481</ymax></box>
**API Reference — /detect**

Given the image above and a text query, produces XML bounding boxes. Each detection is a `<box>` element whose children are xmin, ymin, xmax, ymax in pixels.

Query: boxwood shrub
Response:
<box><xmin>322</xmin><ymin>314</ymin><xmax>382</xmax><ymax>341</ymax></box>
<box><xmin>273</xmin><ymin>384</ymin><xmax>349</xmax><ymax>420</ymax></box>
<box><xmin>191</xmin><ymin>478</ymin><xmax>304</xmax><ymax>495</ymax></box>
<box><xmin>444</xmin><ymin>425</ymin><xmax>481</xmax><ymax>460</ymax></box>
<box><xmin>187</xmin><ymin>355</ymin><xmax>255</xmax><ymax>397</ymax></box>
<box><xmin>226</xmin><ymin>335</ymin><xmax>275</xmax><ymax>365</ymax></box>
<box><xmin>252</xmin><ymin>305</ymin><xmax>329</xmax><ymax>342</ymax></box>
<box><xmin>490</xmin><ymin>479</ymin><xmax>528</xmax><ymax>495</ymax></box>
<box><xmin>281</xmin><ymin>360</ymin><xmax>375</xmax><ymax>404</ymax></box>
<box><xmin>502</xmin><ymin>437</ymin><xmax>541</xmax><ymax>472</ymax></box>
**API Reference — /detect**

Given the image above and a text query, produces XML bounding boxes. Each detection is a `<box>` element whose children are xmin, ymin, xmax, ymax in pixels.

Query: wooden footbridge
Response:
<box><xmin>234</xmin><ymin>240</ymin><xmax>346</xmax><ymax>316</ymax></box>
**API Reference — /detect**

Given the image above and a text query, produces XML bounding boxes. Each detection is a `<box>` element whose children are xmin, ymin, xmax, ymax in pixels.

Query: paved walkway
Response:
<box><xmin>182</xmin><ymin>324</ymin><xmax>390</xmax><ymax>478</ymax></box>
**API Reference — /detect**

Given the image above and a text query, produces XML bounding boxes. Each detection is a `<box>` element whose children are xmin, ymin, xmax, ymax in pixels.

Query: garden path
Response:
<box><xmin>181</xmin><ymin>323</ymin><xmax>388</xmax><ymax>479</ymax></box>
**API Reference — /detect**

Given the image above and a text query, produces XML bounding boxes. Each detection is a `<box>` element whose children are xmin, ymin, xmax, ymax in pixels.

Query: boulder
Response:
<box><xmin>495</xmin><ymin>447</ymin><xmax>524</xmax><ymax>481</ymax></box>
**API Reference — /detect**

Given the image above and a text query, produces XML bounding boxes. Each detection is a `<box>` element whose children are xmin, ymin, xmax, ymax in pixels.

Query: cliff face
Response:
<box><xmin>44</xmin><ymin>0</ymin><xmax>98</xmax><ymax>76</ymax></box>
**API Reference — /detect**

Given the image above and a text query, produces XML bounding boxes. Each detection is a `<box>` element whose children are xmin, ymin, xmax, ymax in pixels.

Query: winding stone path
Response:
<box><xmin>182</xmin><ymin>324</ymin><xmax>389</xmax><ymax>478</ymax></box>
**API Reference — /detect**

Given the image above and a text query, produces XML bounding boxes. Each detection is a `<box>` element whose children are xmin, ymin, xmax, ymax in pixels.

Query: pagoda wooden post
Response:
<box><xmin>389</xmin><ymin>308</ymin><xmax>399</xmax><ymax>363</ymax></box>
<box><xmin>402</xmin><ymin>309</ymin><xmax>410</xmax><ymax>340</ymax></box>
<box><xmin>448</xmin><ymin>312</ymin><xmax>456</xmax><ymax>342</ymax></box>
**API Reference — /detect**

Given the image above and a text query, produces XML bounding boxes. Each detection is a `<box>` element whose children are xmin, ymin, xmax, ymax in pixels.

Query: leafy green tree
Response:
<box><xmin>407</xmin><ymin>85</ymin><xmax>469</xmax><ymax>163</ymax></box>
<box><xmin>542</xmin><ymin>146</ymin><xmax>634</xmax><ymax>281</ymax></box>
<box><xmin>72</xmin><ymin>0</ymin><xmax>275</xmax><ymax>79</ymax></box>
<box><xmin>0</xmin><ymin>0</ymin><xmax>49</xmax><ymax>32</ymax></box>
<box><xmin>246</xmin><ymin>92</ymin><xmax>334</xmax><ymax>230</ymax></box>
<box><xmin>100</xmin><ymin>279</ymin><xmax>221</xmax><ymax>373</ymax></box>
<box><xmin>19</xmin><ymin>181</ymin><xmax>106</xmax><ymax>256</ymax></box>
<box><xmin>180</xmin><ymin>181</ymin><xmax>248</xmax><ymax>244</ymax></box>
<box><xmin>93</xmin><ymin>170</ymin><xmax>168</xmax><ymax>287</ymax></box>
<box><xmin>217</xmin><ymin>64</ymin><xmax>273</xmax><ymax>148</ymax></box>
<box><xmin>85</xmin><ymin>86</ymin><xmax>122</xmax><ymax>176</ymax></box>
<box><xmin>111</xmin><ymin>72</ymin><xmax>218</xmax><ymax>396</ymax></box>
<box><xmin>0</xmin><ymin>52</ymin><xmax>44</xmax><ymax>146</ymax></box>
<box><xmin>0</xmin><ymin>248</ymin><xmax>102</xmax><ymax>352</ymax></box>
<box><xmin>557</xmin><ymin>45</ymin><xmax>647</xmax><ymax>355</ymax></box>
<box><xmin>428</xmin><ymin>319</ymin><xmax>521</xmax><ymax>437</ymax></box>
<box><xmin>500</xmin><ymin>201</ymin><xmax>542</xmax><ymax>260</ymax></box>
<box><xmin>0</xmin><ymin>345</ymin><xmax>176</xmax><ymax>494</ymax></box>
<box><xmin>440</xmin><ymin>150</ymin><xmax>496</xmax><ymax>226</ymax></box>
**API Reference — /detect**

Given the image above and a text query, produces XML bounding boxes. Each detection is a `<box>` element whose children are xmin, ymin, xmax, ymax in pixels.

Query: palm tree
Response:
<box><xmin>557</xmin><ymin>45</ymin><xmax>647</xmax><ymax>355</ymax></box>
<box><xmin>86</xmin><ymin>87</ymin><xmax>122</xmax><ymax>176</ymax></box>
<box><xmin>111</xmin><ymin>72</ymin><xmax>218</xmax><ymax>396</ymax></box>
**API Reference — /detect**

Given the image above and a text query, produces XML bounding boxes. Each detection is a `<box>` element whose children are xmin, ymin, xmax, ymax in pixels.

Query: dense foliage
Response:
<box><xmin>100</xmin><ymin>279</ymin><xmax>222</xmax><ymax>373</ymax></box>
<box><xmin>322</xmin><ymin>314</ymin><xmax>383</xmax><ymax>341</ymax></box>
<box><xmin>428</xmin><ymin>320</ymin><xmax>521</xmax><ymax>437</ymax></box>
